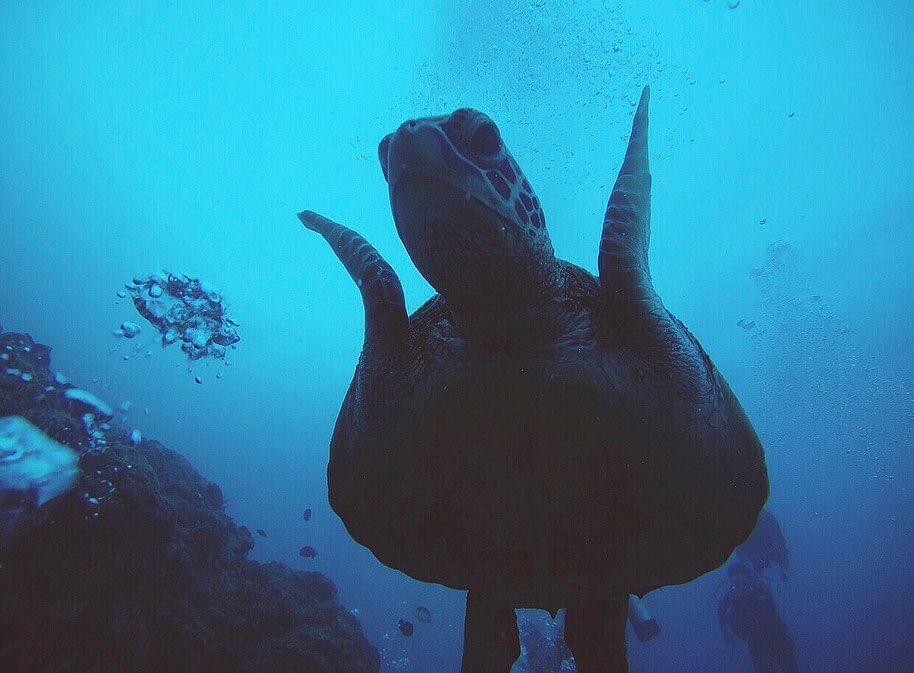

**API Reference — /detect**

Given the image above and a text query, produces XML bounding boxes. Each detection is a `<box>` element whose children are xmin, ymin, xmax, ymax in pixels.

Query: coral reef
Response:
<box><xmin>0</xmin><ymin>325</ymin><xmax>379</xmax><ymax>673</ymax></box>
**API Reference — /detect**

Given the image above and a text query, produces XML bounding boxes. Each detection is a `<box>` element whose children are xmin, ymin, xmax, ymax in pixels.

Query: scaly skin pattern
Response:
<box><xmin>302</xmin><ymin>86</ymin><xmax>768</xmax><ymax>615</ymax></box>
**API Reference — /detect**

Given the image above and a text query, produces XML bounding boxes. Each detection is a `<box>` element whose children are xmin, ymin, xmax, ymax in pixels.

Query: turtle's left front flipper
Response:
<box><xmin>597</xmin><ymin>89</ymin><xmax>697</xmax><ymax>366</ymax></box>
<box><xmin>299</xmin><ymin>211</ymin><xmax>408</xmax><ymax>357</ymax></box>
<box><xmin>598</xmin><ymin>86</ymin><xmax>655</xmax><ymax>313</ymax></box>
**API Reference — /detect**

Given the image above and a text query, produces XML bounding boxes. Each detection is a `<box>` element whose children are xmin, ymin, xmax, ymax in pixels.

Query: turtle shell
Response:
<box><xmin>328</xmin><ymin>266</ymin><xmax>767</xmax><ymax>608</ymax></box>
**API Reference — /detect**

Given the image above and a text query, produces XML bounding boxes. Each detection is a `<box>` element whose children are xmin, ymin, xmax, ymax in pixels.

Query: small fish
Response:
<box><xmin>415</xmin><ymin>606</ymin><xmax>431</xmax><ymax>623</ymax></box>
<box><xmin>256</xmin><ymin>529</ymin><xmax>267</xmax><ymax>537</ymax></box>
<box><xmin>195</xmin><ymin>375</ymin><xmax>203</xmax><ymax>384</ymax></box>
<box><xmin>397</xmin><ymin>619</ymin><xmax>414</xmax><ymax>637</ymax></box>
<box><xmin>302</xmin><ymin>508</ymin><xmax>312</xmax><ymax>522</ymax></box>
<box><xmin>299</xmin><ymin>545</ymin><xmax>317</xmax><ymax>559</ymax></box>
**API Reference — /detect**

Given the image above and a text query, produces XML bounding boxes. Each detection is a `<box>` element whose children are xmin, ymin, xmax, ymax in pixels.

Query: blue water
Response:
<box><xmin>2</xmin><ymin>2</ymin><xmax>912</xmax><ymax>671</ymax></box>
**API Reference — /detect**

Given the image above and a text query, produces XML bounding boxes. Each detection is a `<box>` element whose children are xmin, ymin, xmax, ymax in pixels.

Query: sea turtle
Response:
<box><xmin>299</xmin><ymin>87</ymin><xmax>768</xmax><ymax>673</ymax></box>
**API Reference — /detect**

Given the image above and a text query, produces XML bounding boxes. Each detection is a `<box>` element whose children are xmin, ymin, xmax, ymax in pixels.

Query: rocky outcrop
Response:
<box><xmin>0</xmin><ymin>326</ymin><xmax>379</xmax><ymax>673</ymax></box>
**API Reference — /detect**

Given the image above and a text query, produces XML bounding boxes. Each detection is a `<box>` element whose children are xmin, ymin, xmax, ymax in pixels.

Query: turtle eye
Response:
<box><xmin>468</xmin><ymin>120</ymin><xmax>501</xmax><ymax>157</ymax></box>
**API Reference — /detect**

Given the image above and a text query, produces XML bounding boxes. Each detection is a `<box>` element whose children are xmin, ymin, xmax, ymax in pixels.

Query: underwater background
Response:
<box><xmin>1</xmin><ymin>1</ymin><xmax>912</xmax><ymax>671</ymax></box>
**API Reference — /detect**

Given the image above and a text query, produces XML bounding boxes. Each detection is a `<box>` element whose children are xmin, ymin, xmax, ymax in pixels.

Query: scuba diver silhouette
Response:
<box><xmin>735</xmin><ymin>508</ymin><xmax>790</xmax><ymax>580</ymax></box>
<box><xmin>718</xmin><ymin>562</ymin><xmax>800</xmax><ymax>673</ymax></box>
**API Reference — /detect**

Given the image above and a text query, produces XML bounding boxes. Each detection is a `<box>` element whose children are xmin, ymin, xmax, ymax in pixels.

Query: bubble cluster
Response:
<box><xmin>125</xmin><ymin>272</ymin><xmax>240</xmax><ymax>361</ymax></box>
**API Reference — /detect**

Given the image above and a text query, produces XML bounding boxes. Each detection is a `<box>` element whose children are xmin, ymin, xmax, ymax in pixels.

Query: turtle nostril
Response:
<box><xmin>407</xmin><ymin>120</ymin><xmax>418</xmax><ymax>130</ymax></box>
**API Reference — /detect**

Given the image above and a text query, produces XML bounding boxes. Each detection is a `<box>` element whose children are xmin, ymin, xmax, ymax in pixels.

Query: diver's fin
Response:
<box><xmin>460</xmin><ymin>591</ymin><xmax>520</xmax><ymax>673</ymax></box>
<box><xmin>299</xmin><ymin>210</ymin><xmax>407</xmax><ymax>354</ymax></box>
<box><xmin>598</xmin><ymin>86</ymin><xmax>654</xmax><ymax>305</ymax></box>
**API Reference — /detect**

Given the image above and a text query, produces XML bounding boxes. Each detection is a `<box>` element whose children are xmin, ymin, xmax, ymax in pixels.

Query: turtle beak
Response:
<box><xmin>378</xmin><ymin>134</ymin><xmax>392</xmax><ymax>182</ymax></box>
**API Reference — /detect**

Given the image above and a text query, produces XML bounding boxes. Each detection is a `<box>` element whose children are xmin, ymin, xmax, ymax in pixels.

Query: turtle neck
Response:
<box><xmin>444</xmin><ymin>260</ymin><xmax>567</xmax><ymax>348</ymax></box>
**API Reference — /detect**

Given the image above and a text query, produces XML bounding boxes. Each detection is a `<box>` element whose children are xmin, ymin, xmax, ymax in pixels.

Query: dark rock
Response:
<box><xmin>0</xmin><ymin>328</ymin><xmax>379</xmax><ymax>673</ymax></box>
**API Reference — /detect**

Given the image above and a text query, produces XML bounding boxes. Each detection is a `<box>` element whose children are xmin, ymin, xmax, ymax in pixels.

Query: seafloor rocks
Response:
<box><xmin>0</xmin><ymin>325</ymin><xmax>379</xmax><ymax>673</ymax></box>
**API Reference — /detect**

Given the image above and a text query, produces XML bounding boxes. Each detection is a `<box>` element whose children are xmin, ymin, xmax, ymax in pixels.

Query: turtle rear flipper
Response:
<box><xmin>599</xmin><ymin>85</ymin><xmax>655</xmax><ymax>312</ymax></box>
<box><xmin>460</xmin><ymin>591</ymin><xmax>520</xmax><ymax>673</ymax></box>
<box><xmin>565</xmin><ymin>594</ymin><xmax>629</xmax><ymax>673</ymax></box>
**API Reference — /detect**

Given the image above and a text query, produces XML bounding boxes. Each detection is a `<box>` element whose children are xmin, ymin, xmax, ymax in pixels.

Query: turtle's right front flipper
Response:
<box><xmin>299</xmin><ymin>210</ymin><xmax>408</xmax><ymax>358</ymax></box>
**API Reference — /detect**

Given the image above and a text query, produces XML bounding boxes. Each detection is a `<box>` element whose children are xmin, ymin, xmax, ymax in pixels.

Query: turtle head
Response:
<box><xmin>378</xmin><ymin>109</ymin><xmax>555</xmax><ymax>310</ymax></box>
